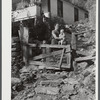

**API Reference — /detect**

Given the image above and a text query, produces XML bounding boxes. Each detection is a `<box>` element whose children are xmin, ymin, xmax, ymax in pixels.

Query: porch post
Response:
<box><xmin>18</xmin><ymin>21</ymin><xmax>29</xmax><ymax>67</ymax></box>
<box><xmin>71</xmin><ymin>32</ymin><xmax>77</xmax><ymax>71</ymax></box>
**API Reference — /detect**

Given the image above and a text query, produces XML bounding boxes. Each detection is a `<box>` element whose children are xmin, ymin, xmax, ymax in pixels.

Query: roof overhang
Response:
<box><xmin>12</xmin><ymin>5</ymin><xmax>40</xmax><ymax>22</ymax></box>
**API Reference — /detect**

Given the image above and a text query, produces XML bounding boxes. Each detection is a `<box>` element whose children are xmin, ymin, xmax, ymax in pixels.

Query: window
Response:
<box><xmin>48</xmin><ymin>0</ymin><xmax>51</xmax><ymax>12</ymax></box>
<box><xmin>74</xmin><ymin>7</ymin><xmax>79</xmax><ymax>22</ymax></box>
<box><xmin>57</xmin><ymin>0</ymin><xmax>63</xmax><ymax>17</ymax></box>
<box><xmin>85</xmin><ymin>13</ymin><xmax>88</xmax><ymax>18</ymax></box>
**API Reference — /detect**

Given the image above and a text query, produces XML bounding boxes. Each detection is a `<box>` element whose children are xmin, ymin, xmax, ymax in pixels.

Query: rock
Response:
<box><xmin>63</xmin><ymin>78</ymin><xmax>79</xmax><ymax>85</ymax></box>
<box><xmin>77</xmin><ymin>62</ymin><xmax>88</xmax><ymax>69</ymax></box>
<box><xmin>83</xmin><ymin>71</ymin><xmax>91</xmax><ymax>77</ymax></box>
<box><xmin>27</xmin><ymin>92</ymin><xmax>35</xmax><ymax>98</ymax></box>
<box><xmin>82</xmin><ymin>65</ymin><xmax>95</xmax><ymax>75</ymax></box>
<box><xmin>62</xmin><ymin>84</ymin><xmax>74</xmax><ymax>92</ymax></box>
<box><xmin>20</xmin><ymin>67</ymin><xmax>28</xmax><ymax>73</ymax></box>
<box><xmin>39</xmin><ymin>65</ymin><xmax>45</xmax><ymax>69</ymax></box>
<box><xmin>13</xmin><ymin>85</ymin><xmax>35</xmax><ymax>100</ymax></box>
<box><xmin>19</xmin><ymin>66</ymin><xmax>37</xmax><ymax>83</ymax></box>
<box><xmin>11</xmin><ymin>77</ymin><xmax>23</xmax><ymax>92</ymax></box>
<box><xmin>20</xmin><ymin>65</ymin><xmax>38</xmax><ymax>73</ymax></box>
<box><xmin>62</xmin><ymin>94</ymin><xmax>69</xmax><ymax>99</ymax></box>
<box><xmin>42</xmin><ymin>73</ymin><xmax>66</xmax><ymax>80</ymax></box>
<box><xmin>35</xmin><ymin>96</ymin><xmax>42</xmax><ymax>100</ymax></box>
<box><xmin>70</xmin><ymin>94</ymin><xmax>80</xmax><ymax>100</ymax></box>
<box><xmin>11</xmin><ymin>78</ymin><xmax>21</xmax><ymax>86</ymax></box>
<box><xmin>34</xmin><ymin>95</ymin><xmax>57</xmax><ymax>100</ymax></box>
<box><xmin>35</xmin><ymin>86</ymin><xmax>59</xmax><ymax>95</ymax></box>
<box><xmin>75</xmin><ymin>62</ymin><xmax>88</xmax><ymax>74</ymax></box>
<box><xmin>78</xmin><ymin>88</ymin><xmax>89</xmax><ymax>100</ymax></box>
<box><xmin>40</xmin><ymin>79</ymin><xmax>63</xmax><ymax>87</ymax></box>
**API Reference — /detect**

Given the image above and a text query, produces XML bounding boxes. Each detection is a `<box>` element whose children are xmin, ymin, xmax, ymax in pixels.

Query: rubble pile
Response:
<box><xmin>12</xmin><ymin>37</ymin><xmax>24</xmax><ymax>77</ymax></box>
<box><xmin>71</xmin><ymin>19</ymin><xmax>95</xmax><ymax>51</ymax></box>
<box><xmin>12</xmin><ymin>19</ymin><xmax>96</xmax><ymax>100</ymax></box>
<box><xmin>12</xmin><ymin>66</ymin><xmax>95</xmax><ymax>100</ymax></box>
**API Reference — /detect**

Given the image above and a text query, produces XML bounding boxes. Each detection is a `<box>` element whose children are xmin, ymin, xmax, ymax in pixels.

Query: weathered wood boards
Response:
<box><xmin>58</xmin><ymin>48</ymin><xmax>65</xmax><ymax>69</ymax></box>
<box><xmin>31</xmin><ymin>45</ymin><xmax>71</xmax><ymax>69</ymax></box>
<box><xmin>30</xmin><ymin>61</ymin><xmax>70</xmax><ymax>69</ymax></box>
<box><xmin>33</xmin><ymin>50</ymin><xmax>62</xmax><ymax>60</ymax></box>
<box><xmin>76</xmin><ymin>49</ymin><xmax>95</xmax><ymax>56</ymax></box>
<box><xmin>75</xmin><ymin>56</ymin><xmax>95</xmax><ymax>62</ymax></box>
<box><xmin>33</xmin><ymin>49</ymin><xmax>71</xmax><ymax>61</ymax></box>
<box><xmin>12</xmin><ymin>5</ymin><xmax>40</xmax><ymax>22</ymax></box>
<box><xmin>28</xmin><ymin>43</ymin><xmax>70</xmax><ymax>49</ymax></box>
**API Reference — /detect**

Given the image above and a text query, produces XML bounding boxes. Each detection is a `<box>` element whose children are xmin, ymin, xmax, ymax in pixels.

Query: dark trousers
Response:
<box><xmin>51</xmin><ymin>38</ymin><xmax>58</xmax><ymax>45</ymax></box>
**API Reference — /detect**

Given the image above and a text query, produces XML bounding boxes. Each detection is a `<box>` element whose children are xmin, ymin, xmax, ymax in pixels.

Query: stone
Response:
<box><xmin>40</xmin><ymin>79</ymin><xmax>63</xmax><ymax>87</ymax></box>
<box><xmin>35</xmin><ymin>86</ymin><xmax>59</xmax><ymax>95</ymax></box>
<box><xmin>20</xmin><ymin>67</ymin><xmax>28</xmax><ymax>73</ymax></box>
<box><xmin>63</xmin><ymin>78</ymin><xmax>79</xmax><ymax>85</ymax></box>
<box><xmin>70</xmin><ymin>95</ymin><xmax>80</xmax><ymax>100</ymax></box>
<box><xmin>77</xmin><ymin>62</ymin><xmax>88</xmax><ymax>69</ymax></box>
<box><xmin>27</xmin><ymin>92</ymin><xmax>35</xmax><ymax>98</ymax></box>
<box><xmin>82</xmin><ymin>65</ymin><xmax>95</xmax><ymax>75</ymax></box>
<box><xmin>11</xmin><ymin>77</ymin><xmax>23</xmax><ymax>92</ymax></box>
<box><xmin>11</xmin><ymin>77</ymin><xmax>21</xmax><ymax>86</ymax></box>
<box><xmin>36</xmin><ymin>96</ymin><xmax>42</xmax><ymax>100</ymax></box>
<box><xmin>62</xmin><ymin>84</ymin><xmax>74</xmax><ymax>92</ymax></box>
<box><xmin>62</xmin><ymin>94</ymin><xmax>69</xmax><ymax>99</ymax></box>
<box><xmin>42</xmin><ymin>74</ymin><xmax>66</xmax><ymax>80</ymax></box>
<box><xmin>78</xmin><ymin>88</ymin><xmax>88</xmax><ymax>100</ymax></box>
<box><xmin>39</xmin><ymin>65</ymin><xmax>45</xmax><ymax>69</ymax></box>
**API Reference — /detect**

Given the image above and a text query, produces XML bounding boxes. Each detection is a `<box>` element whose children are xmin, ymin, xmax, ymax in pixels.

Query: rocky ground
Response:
<box><xmin>11</xmin><ymin>19</ymin><xmax>96</xmax><ymax>100</ymax></box>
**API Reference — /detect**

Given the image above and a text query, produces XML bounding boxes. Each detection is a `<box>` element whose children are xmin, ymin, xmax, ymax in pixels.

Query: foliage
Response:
<box><xmin>49</xmin><ymin>16</ymin><xmax>66</xmax><ymax>30</ymax></box>
<box><xmin>85</xmin><ymin>0</ymin><xmax>96</xmax><ymax>10</ymax></box>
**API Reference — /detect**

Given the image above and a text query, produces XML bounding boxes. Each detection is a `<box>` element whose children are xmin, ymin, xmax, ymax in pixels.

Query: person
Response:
<box><xmin>65</xmin><ymin>25</ymin><xmax>72</xmax><ymax>34</ymax></box>
<box><xmin>51</xmin><ymin>23</ymin><xmax>61</xmax><ymax>44</ymax></box>
<box><xmin>58</xmin><ymin>29</ymin><xmax>66</xmax><ymax>45</ymax></box>
<box><xmin>42</xmin><ymin>16</ymin><xmax>51</xmax><ymax>43</ymax></box>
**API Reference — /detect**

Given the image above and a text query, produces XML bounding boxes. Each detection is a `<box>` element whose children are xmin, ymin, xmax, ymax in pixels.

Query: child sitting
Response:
<box><xmin>58</xmin><ymin>29</ymin><xmax>66</xmax><ymax>45</ymax></box>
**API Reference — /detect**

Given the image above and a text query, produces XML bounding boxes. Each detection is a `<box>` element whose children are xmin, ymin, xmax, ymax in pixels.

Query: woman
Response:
<box><xmin>51</xmin><ymin>23</ymin><xmax>61</xmax><ymax>44</ymax></box>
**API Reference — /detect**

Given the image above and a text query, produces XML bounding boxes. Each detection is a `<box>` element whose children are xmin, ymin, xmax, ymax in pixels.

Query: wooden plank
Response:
<box><xmin>33</xmin><ymin>50</ymin><xmax>62</xmax><ymax>60</ymax></box>
<box><xmin>29</xmin><ymin>61</ymin><xmax>70</xmax><ymax>69</ymax></box>
<box><xmin>65</xmin><ymin>53</ymin><xmax>71</xmax><ymax>65</ymax></box>
<box><xmin>58</xmin><ymin>48</ymin><xmax>65</xmax><ymax>69</ymax></box>
<box><xmin>75</xmin><ymin>56</ymin><xmax>95</xmax><ymax>62</ymax></box>
<box><xmin>30</xmin><ymin>61</ymin><xmax>59</xmax><ymax>67</ymax></box>
<box><xmin>33</xmin><ymin>49</ymin><xmax>71</xmax><ymax>61</ymax></box>
<box><xmin>28</xmin><ymin>43</ymin><xmax>70</xmax><ymax>49</ymax></box>
<box><xmin>76</xmin><ymin>50</ymin><xmax>95</xmax><ymax>56</ymax></box>
<box><xmin>71</xmin><ymin>33</ymin><xmax>77</xmax><ymax>50</ymax></box>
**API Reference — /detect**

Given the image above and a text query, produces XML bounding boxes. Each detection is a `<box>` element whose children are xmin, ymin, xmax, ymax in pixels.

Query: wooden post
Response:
<box><xmin>66</xmin><ymin>52</ymin><xmax>71</xmax><ymax>66</ymax></box>
<box><xmin>71</xmin><ymin>32</ymin><xmax>77</xmax><ymax>50</ymax></box>
<box><xmin>41</xmin><ymin>40</ymin><xmax>46</xmax><ymax>62</ymax></box>
<box><xmin>58</xmin><ymin>48</ymin><xmax>65</xmax><ymax>69</ymax></box>
<box><xmin>18</xmin><ymin>21</ymin><xmax>29</xmax><ymax>66</ymax></box>
<box><xmin>71</xmin><ymin>33</ymin><xmax>77</xmax><ymax>71</ymax></box>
